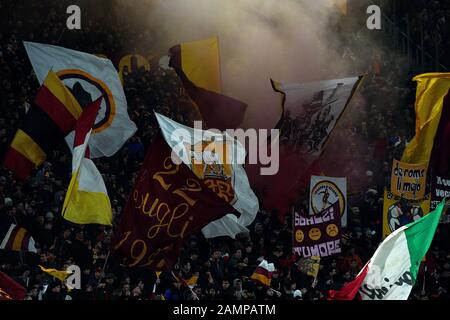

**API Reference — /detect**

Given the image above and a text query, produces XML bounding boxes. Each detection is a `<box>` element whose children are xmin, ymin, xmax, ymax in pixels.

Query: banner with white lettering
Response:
<box><xmin>390</xmin><ymin>159</ymin><xmax>427</xmax><ymax>200</ymax></box>
<box><xmin>293</xmin><ymin>201</ymin><xmax>342</xmax><ymax>257</ymax></box>
<box><xmin>430</xmin><ymin>174</ymin><xmax>450</xmax><ymax>223</ymax></box>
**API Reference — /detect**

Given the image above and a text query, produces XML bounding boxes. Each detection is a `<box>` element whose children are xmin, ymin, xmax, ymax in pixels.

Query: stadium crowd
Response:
<box><xmin>1</xmin><ymin>0</ymin><xmax>450</xmax><ymax>301</ymax></box>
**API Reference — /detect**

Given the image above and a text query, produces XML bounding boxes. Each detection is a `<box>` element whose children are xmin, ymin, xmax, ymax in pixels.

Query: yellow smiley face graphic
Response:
<box><xmin>309</xmin><ymin>228</ymin><xmax>322</xmax><ymax>241</ymax></box>
<box><xmin>295</xmin><ymin>230</ymin><xmax>304</xmax><ymax>243</ymax></box>
<box><xmin>326</xmin><ymin>224</ymin><xmax>339</xmax><ymax>237</ymax></box>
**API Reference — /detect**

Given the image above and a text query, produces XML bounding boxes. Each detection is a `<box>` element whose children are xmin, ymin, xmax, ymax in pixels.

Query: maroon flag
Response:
<box><xmin>112</xmin><ymin>135</ymin><xmax>236</xmax><ymax>269</ymax></box>
<box><xmin>0</xmin><ymin>271</ymin><xmax>26</xmax><ymax>300</ymax></box>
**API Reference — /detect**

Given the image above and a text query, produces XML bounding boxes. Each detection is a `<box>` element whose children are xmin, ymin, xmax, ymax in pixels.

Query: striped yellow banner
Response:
<box><xmin>44</xmin><ymin>71</ymin><xmax>83</xmax><ymax>119</ymax></box>
<box><xmin>10</xmin><ymin>129</ymin><xmax>46</xmax><ymax>167</ymax></box>
<box><xmin>11</xmin><ymin>228</ymin><xmax>26</xmax><ymax>251</ymax></box>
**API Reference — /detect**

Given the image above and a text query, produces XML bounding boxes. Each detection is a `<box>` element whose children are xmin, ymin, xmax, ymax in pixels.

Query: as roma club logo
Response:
<box><xmin>183</xmin><ymin>140</ymin><xmax>237</xmax><ymax>205</ymax></box>
<box><xmin>310</xmin><ymin>180</ymin><xmax>345</xmax><ymax>217</ymax></box>
<box><xmin>57</xmin><ymin>69</ymin><xmax>116</xmax><ymax>133</ymax></box>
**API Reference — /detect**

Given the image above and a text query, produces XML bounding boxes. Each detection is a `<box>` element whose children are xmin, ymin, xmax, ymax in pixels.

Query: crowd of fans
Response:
<box><xmin>0</xmin><ymin>0</ymin><xmax>449</xmax><ymax>301</ymax></box>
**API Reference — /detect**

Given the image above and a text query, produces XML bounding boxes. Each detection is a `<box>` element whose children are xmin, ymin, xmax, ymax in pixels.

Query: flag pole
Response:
<box><xmin>421</xmin><ymin>265</ymin><xmax>427</xmax><ymax>296</ymax></box>
<box><xmin>171</xmin><ymin>271</ymin><xmax>199</xmax><ymax>300</ymax></box>
<box><xmin>312</xmin><ymin>258</ymin><xmax>320</xmax><ymax>288</ymax></box>
<box><xmin>270</xmin><ymin>288</ymin><xmax>282</xmax><ymax>296</ymax></box>
<box><xmin>97</xmin><ymin>249</ymin><xmax>111</xmax><ymax>285</ymax></box>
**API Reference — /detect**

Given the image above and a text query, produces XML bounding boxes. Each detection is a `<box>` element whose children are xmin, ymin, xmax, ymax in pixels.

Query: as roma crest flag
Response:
<box><xmin>112</xmin><ymin>135</ymin><xmax>236</xmax><ymax>269</ymax></box>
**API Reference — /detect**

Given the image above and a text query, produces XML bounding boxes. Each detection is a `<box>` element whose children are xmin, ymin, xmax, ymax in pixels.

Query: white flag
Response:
<box><xmin>24</xmin><ymin>41</ymin><xmax>137</xmax><ymax>158</ymax></box>
<box><xmin>155</xmin><ymin>113</ymin><xmax>259</xmax><ymax>238</ymax></box>
<box><xmin>309</xmin><ymin>175</ymin><xmax>347</xmax><ymax>227</ymax></box>
<box><xmin>272</xmin><ymin>76</ymin><xmax>361</xmax><ymax>158</ymax></box>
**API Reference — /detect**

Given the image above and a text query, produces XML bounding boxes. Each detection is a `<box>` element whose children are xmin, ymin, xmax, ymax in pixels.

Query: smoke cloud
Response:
<box><xmin>113</xmin><ymin>0</ymin><xmax>366</xmax><ymax>129</ymax></box>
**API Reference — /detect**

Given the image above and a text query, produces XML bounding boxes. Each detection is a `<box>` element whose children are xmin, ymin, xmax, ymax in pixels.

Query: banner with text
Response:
<box><xmin>390</xmin><ymin>159</ymin><xmax>427</xmax><ymax>200</ymax></box>
<box><xmin>430</xmin><ymin>174</ymin><xmax>450</xmax><ymax>223</ymax></box>
<box><xmin>293</xmin><ymin>201</ymin><xmax>342</xmax><ymax>258</ymax></box>
<box><xmin>112</xmin><ymin>135</ymin><xmax>235</xmax><ymax>269</ymax></box>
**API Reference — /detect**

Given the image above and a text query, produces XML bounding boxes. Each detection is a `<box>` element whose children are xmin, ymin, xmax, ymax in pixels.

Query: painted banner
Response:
<box><xmin>309</xmin><ymin>175</ymin><xmax>347</xmax><ymax>227</ymax></box>
<box><xmin>293</xmin><ymin>201</ymin><xmax>342</xmax><ymax>258</ymax></box>
<box><xmin>297</xmin><ymin>256</ymin><xmax>321</xmax><ymax>278</ymax></box>
<box><xmin>390</xmin><ymin>159</ymin><xmax>427</xmax><ymax>200</ymax></box>
<box><xmin>155</xmin><ymin>113</ymin><xmax>259</xmax><ymax>239</ymax></box>
<box><xmin>383</xmin><ymin>189</ymin><xmax>430</xmax><ymax>238</ymax></box>
<box><xmin>430</xmin><ymin>174</ymin><xmax>450</xmax><ymax>223</ymax></box>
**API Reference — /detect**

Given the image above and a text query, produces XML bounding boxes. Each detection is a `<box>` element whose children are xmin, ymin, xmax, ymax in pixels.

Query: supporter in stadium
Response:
<box><xmin>0</xmin><ymin>0</ymin><xmax>449</xmax><ymax>301</ymax></box>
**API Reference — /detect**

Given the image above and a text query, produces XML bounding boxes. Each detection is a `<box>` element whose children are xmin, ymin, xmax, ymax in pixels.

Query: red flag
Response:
<box><xmin>327</xmin><ymin>263</ymin><xmax>369</xmax><ymax>300</ymax></box>
<box><xmin>112</xmin><ymin>135</ymin><xmax>236</xmax><ymax>269</ymax></box>
<box><xmin>0</xmin><ymin>271</ymin><xmax>26</xmax><ymax>300</ymax></box>
<box><xmin>3</xmin><ymin>71</ymin><xmax>81</xmax><ymax>180</ymax></box>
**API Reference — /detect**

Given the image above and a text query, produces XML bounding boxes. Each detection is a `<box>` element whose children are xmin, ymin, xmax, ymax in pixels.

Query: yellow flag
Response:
<box><xmin>402</xmin><ymin>73</ymin><xmax>450</xmax><ymax>165</ymax></box>
<box><xmin>185</xmin><ymin>275</ymin><xmax>199</xmax><ymax>287</ymax></box>
<box><xmin>39</xmin><ymin>265</ymin><xmax>70</xmax><ymax>282</ymax></box>
<box><xmin>180</xmin><ymin>37</ymin><xmax>221</xmax><ymax>93</ymax></box>
<box><xmin>307</xmin><ymin>256</ymin><xmax>321</xmax><ymax>278</ymax></box>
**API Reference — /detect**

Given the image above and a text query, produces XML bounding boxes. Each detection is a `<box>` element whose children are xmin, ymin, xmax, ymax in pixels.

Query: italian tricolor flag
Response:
<box><xmin>329</xmin><ymin>201</ymin><xmax>445</xmax><ymax>300</ymax></box>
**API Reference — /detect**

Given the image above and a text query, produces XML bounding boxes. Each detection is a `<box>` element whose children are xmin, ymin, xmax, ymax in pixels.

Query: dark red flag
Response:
<box><xmin>112</xmin><ymin>135</ymin><xmax>236</xmax><ymax>270</ymax></box>
<box><xmin>327</xmin><ymin>264</ymin><xmax>369</xmax><ymax>300</ymax></box>
<box><xmin>0</xmin><ymin>271</ymin><xmax>26</xmax><ymax>300</ymax></box>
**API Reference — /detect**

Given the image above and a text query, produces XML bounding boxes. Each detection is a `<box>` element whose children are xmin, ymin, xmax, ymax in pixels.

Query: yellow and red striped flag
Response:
<box><xmin>0</xmin><ymin>224</ymin><xmax>37</xmax><ymax>253</ymax></box>
<box><xmin>3</xmin><ymin>70</ymin><xmax>82</xmax><ymax>179</ymax></box>
<box><xmin>62</xmin><ymin>97</ymin><xmax>112</xmax><ymax>226</ymax></box>
<box><xmin>250</xmin><ymin>260</ymin><xmax>275</xmax><ymax>287</ymax></box>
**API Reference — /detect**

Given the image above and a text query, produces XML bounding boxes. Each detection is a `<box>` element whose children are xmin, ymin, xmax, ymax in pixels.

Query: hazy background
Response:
<box><xmin>112</xmin><ymin>0</ymin><xmax>380</xmax><ymax>129</ymax></box>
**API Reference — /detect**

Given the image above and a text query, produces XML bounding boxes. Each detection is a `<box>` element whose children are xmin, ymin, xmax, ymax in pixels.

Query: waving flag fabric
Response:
<box><xmin>62</xmin><ymin>97</ymin><xmax>112</xmax><ymax>226</ymax></box>
<box><xmin>24</xmin><ymin>41</ymin><xmax>137</xmax><ymax>158</ymax></box>
<box><xmin>402</xmin><ymin>73</ymin><xmax>450</xmax><ymax>167</ymax></box>
<box><xmin>0</xmin><ymin>271</ymin><xmax>26</xmax><ymax>300</ymax></box>
<box><xmin>169</xmin><ymin>38</ymin><xmax>247</xmax><ymax>131</ymax></box>
<box><xmin>3</xmin><ymin>70</ymin><xmax>82</xmax><ymax>179</ymax></box>
<box><xmin>112</xmin><ymin>134</ymin><xmax>235</xmax><ymax>269</ymax></box>
<box><xmin>250</xmin><ymin>260</ymin><xmax>275</xmax><ymax>287</ymax></box>
<box><xmin>155</xmin><ymin>112</ymin><xmax>259</xmax><ymax>239</ymax></box>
